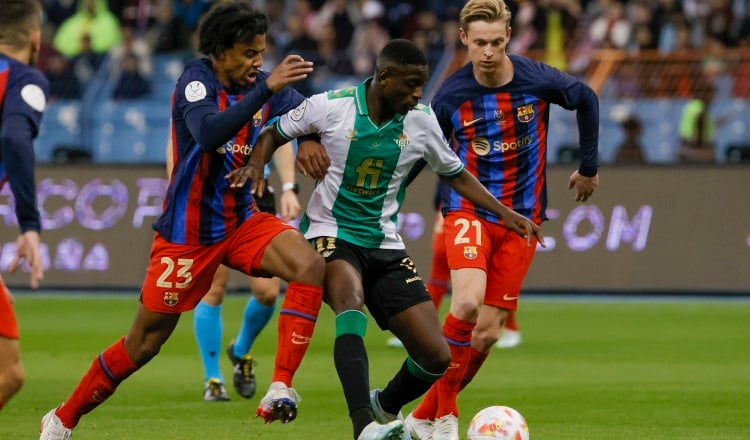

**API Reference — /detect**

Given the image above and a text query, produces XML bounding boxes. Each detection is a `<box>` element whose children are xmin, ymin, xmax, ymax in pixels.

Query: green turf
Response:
<box><xmin>2</xmin><ymin>294</ymin><xmax>749</xmax><ymax>439</ymax></box>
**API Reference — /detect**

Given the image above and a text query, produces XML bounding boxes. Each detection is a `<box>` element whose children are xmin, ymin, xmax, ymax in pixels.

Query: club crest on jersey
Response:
<box><xmin>471</xmin><ymin>137</ymin><xmax>491</xmax><ymax>156</ymax></box>
<box><xmin>494</xmin><ymin>110</ymin><xmax>506</xmax><ymax>124</ymax></box>
<box><xmin>394</xmin><ymin>133</ymin><xmax>409</xmax><ymax>150</ymax></box>
<box><xmin>463</xmin><ymin>246</ymin><xmax>478</xmax><ymax>260</ymax></box>
<box><xmin>252</xmin><ymin>109</ymin><xmax>263</xmax><ymax>127</ymax></box>
<box><xmin>163</xmin><ymin>292</ymin><xmax>179</xmax><ymax>307</ymax></box>
<box><xmin>345</xmin><ymin>129</ymin><xmax>359</xmax><ymax>141</ymax></box>
<box><xmin>516</xmin><ymin>104</ymin><xmax>535</xmax><ymax>123</ymax></box>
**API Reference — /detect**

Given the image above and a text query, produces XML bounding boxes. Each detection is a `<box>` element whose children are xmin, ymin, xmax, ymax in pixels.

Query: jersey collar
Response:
<box><xmin>354</xmin><ymin>77</ymin><xmax>405</xmax><ymax>123</ymax></box>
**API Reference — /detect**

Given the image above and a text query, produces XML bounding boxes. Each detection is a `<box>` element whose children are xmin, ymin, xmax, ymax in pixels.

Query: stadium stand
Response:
<box><xmin>33</xmin><ymin>0</ymin><xmax>750</xmax><ymax>166</ymax></box>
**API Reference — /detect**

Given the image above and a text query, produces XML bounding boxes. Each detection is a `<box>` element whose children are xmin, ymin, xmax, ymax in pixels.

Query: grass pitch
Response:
<box><xmin>2</xmin><ymin>293</ymin><xmax>749</xmax><ymax>439</ymax></box>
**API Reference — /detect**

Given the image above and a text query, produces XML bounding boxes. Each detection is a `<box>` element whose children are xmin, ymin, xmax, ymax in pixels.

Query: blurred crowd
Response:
<box><xmin>39</xmin><ymin>0</ymin><xmax>750</xmax><ymax>102</ymax></box>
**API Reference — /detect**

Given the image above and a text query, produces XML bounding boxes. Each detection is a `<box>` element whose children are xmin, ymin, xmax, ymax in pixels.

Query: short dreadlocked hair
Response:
<box><xmin>0</xmin><ymin>0</ymin><xmax>42</xmax><ymax>49</ymax></box>
<box><xmin>197</xmin><ymin>0</ymin><xmax>269</xmax><ymax>57</ymax></box>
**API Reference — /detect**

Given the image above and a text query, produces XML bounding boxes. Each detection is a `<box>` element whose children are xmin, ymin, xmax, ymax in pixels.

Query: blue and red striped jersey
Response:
<box><xmin>0</xmin><ymin>53</ymin><xmax>48</xmax><ymax>232</ymax></box>
<box><xmin>432</xmin><ymin>55</ymin><xmax>599</xmax><ymax>225</ymax></box>
<box><xmin>153</xmin><ymin>58</ymin><xmax>304</xmax><ymax>245</ymax></box>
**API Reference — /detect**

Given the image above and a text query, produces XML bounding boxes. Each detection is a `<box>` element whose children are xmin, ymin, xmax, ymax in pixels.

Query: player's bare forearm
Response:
<box><xmin>440</xmin><ymin>170</ymin><xmax>511</xmax><ymax>217</ymax></box>
<box><xmin>272</xmin><ymin>142</ymin><xmax>296</xmax><ymax>186</ymax></box>
<box><xmin>256</xmin><ymin>128</ymin><xmax>287</xmax><ymax>165</ymax></box>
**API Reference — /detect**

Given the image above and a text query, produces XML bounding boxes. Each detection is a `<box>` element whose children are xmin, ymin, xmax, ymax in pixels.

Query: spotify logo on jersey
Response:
<box><xmin>471</xmin><ymin>137</ymin><xmax>491</xmax><ymax>156</ymax></box>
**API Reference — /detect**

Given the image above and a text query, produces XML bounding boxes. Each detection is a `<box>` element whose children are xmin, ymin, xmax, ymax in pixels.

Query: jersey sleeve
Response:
<box><xmin>173</xmin><ymin>63</ymin><xmax>220</xmax><ymax>143</ymax></box>
<box><xmin>2</xmin><ymin>68</ymin><xmax>48</xmax><ymax>134</ymax></box>
<box><xmin>174</xmin><ymin>63</ymin><xmax>273</xmax><ymax>150</ymax></box>
<box><xmin>421</xmin><ymin>111</ymin><xmax>464</xmax><ymax>177</ymax></box>
<box><xmin>267</xmin><ymin>86</ymin><xmax>306</xmax><ymax>120</ymax></box>
<box><xmin>532</xmin><ymin>60</ymin><xmax>600</xmax><ymax>177</ymax></box>
<box><xmin>276</xmin><ymin>92</ymin><xmax>327</xmax><ymax>140</ymax></box>
<box><xmin>0</xmin><ymin>68</ymin><xmax>48</xmax><ymax>233</ymax></box>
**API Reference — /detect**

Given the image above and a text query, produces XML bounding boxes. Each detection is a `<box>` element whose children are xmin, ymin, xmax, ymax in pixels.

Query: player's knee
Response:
<box><xmin>327</xmin><ymin>291</ymin><xmax>364</xmax><ymax>314</ymax></box>
<box><xmin>254</xmin><ymin>290</ymin><xmax>278</xmax><ymax>306</ymax></box>
<box><xmin>294</xmin><ymin>253</ymin><xmax>326</xmax><ymax>286</ymax></box>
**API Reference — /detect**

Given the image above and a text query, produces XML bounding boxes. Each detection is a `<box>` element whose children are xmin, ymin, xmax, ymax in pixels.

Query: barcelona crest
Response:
<box><xmin>516</xmin><ymin>104</ymin><xmax>535</xmax><ymax>123</ymax></box>
<box><xmin>163</xmin><ymin>292</ymin><xmax>179</xmax><ymax>307</ymax></box>
<box><xmin>463</xmin><ymin>246</ymin><xmax>478</xmax><ymax>260</ymax></box>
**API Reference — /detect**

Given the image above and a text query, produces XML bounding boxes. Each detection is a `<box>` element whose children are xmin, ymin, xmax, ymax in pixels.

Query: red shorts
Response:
<box><xmin>141</xmin><ymin>213</ymin><xmax>295</xmax><ymax>313</ymax></box>
<box><xmin>443</xmin><ymin>211</ymin><xmax>537</xmax><ymax>311</ymax></box>
<box><xmin>0</xmin><ymin>278</ymin><xmax>19</xmax><ymax>339</ymax></box>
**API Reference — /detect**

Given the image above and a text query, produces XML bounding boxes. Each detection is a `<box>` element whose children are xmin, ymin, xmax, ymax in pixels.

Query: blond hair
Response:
<box><xmin>459</xmin><ymin>0</ymin><xmax>512</xmax><ymax>31</ymax></box>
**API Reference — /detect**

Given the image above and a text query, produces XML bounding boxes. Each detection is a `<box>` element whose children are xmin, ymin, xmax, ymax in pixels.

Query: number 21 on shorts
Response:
<box><xmin>454</xmin><ymin>218</ymin><xmax>482</xmax><ymax>246</ymax></box>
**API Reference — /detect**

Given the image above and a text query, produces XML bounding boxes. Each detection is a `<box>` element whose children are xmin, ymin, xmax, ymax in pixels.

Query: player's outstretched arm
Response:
<box><xmin>440</xmin><ymin>170</ymin><xmax>545</xmax><ymax>247</ymax></box>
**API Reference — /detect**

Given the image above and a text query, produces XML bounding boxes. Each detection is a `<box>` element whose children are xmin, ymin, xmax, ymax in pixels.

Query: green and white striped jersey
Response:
<box><xmin>277</xmin><ymin>80</ymin><xmax>464</xmax><ymax>249</ymax></box>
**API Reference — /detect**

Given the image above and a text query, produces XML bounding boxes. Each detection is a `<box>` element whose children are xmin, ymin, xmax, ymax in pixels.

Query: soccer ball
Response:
<box><xmin>466</xmin><ymin>405</ymin><xmax>529</xmax><ymax>440</ymax></box>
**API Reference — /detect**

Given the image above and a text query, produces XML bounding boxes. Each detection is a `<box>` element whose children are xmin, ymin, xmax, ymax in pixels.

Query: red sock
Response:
<box><xmin>427</xmin><ymin>281</ymin><xmax>448</xmax><ymax>310</ymax></box>
<box><xmin>56</xmin><ymin>337</ymin><xmax>138</xmax><ymax>428</ymax></box>
<box><xmin>460</xmin><ymin>347</ymin><xmax>489</xmax><ymax>391</ymax></box>
<box><xmin>504</xmin><ymin>311</ymin><xmax>519</xmax><ymax>331</ymax></box>
<box><xmin>411</xmin><ymin>383</ymin><xmax>438</xmax><ymax>420</ymax></box>
<box><xmin>272</xmin><ymin>282</ymin><xmax>323</xmax><ymax>387</ymax></box>
<box><xmin>436</xmin><ymin>313</ymin><xmax>475</xmax><ymax>418</ymax></box>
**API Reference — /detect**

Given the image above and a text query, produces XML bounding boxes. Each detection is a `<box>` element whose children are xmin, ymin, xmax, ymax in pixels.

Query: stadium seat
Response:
<box><xmin>547</xmin><ymin>105</ymin><xmax>578</xmax><ymax>163</ymax></box>
<box><xmin>34</xmin><ymin>100</ymin><xmax>85</xmax><ymax>162</ymax></box>
<box><xmin>151</xmin><ymin>54</ymin><xmax>187</xmax><ymax>99</ymax></box>
<box><xmin>90</xmin><ymin>100</ymin><xmax>170</xmax><ymax>163</ymax></box>
<box><xmin>633</xmin><ymin>99</ymin><xmax>685</xmax><ymax>163</ymax></box>
<box><xmin>713</xmin><ymin>98</ymin><xmax>749</xmax><ymax>163</ymax></box>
